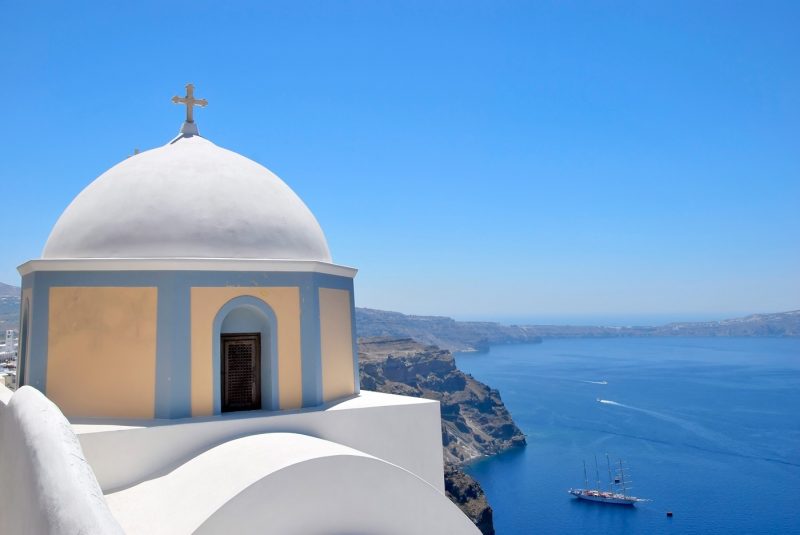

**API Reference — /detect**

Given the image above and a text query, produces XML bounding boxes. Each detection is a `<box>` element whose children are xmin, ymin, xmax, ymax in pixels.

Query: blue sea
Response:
<box><xmin>456</xmin><ymin>338</ymin><xmax>800</xmax><ymax>534</ymax></box>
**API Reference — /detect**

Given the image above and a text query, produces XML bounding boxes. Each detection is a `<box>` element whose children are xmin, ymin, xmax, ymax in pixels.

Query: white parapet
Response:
<box><xmin>0</xmin><ymin>386</ymin><xmax>123</xmax><ymax>535</ymax></box>
<box><xmin>0</xmin><ymin>387</ymin><xmax>479</xmax><ymax>534</ymax></box>
<box><xmin>74</xmin><ymin>390</ymin><xmax>446</xmax><ymax>494</ymax></box>
<box><xmin>105</xmin><ymin>432</ymin><xmax>478</xmax><ymax>535</ymax></box>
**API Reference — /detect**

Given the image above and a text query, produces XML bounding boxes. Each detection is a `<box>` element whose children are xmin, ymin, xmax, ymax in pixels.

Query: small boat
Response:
<box><xmin>568</xmin><ymin>455</ymin><xmax>648</xmax><ymax>506</ymax></box>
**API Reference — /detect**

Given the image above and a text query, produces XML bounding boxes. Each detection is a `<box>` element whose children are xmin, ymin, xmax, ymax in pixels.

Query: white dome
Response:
<box><xmin>43</xmin><ymin>135</ymin><xmax>332</xmax><ymax>262</ymax></box>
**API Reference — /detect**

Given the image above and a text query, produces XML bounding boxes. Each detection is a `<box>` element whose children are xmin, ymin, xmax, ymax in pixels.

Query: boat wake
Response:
<box><xmin>582</xmin><ymin>380</ymin><xmax>608</xmax><ymax>385</ymax></box>
<box><xmin>560</xmin><ymin>422</ymin><xmax>800</xmax><ymax>469</ymax></box>
<box><xmin>596</xmin><ymin>399</ymin><xmax>726</xmax><ymax>445</ymax></box>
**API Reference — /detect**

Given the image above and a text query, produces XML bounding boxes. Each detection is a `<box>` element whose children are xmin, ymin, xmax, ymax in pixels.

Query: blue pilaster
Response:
<box><xmin>26</xmin><ymin>274</ymin><xmax>49</xmax><ymax>393</ymax></box>
<box><xmin>154</xmin><ymin>274</ymin><xmax>192</xmax><ymax>419</ymax></box>
<box><xmin>300</xmin><ymin>275</ymin><xmax>323</xmax><ymax>407</ymax></box>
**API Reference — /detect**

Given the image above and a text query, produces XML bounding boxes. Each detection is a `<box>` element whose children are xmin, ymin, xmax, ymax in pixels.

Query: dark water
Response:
<box><xmin>456</xmin><ymin>338</ymin><xmax>800</xmax><ymax>534</ymax></box>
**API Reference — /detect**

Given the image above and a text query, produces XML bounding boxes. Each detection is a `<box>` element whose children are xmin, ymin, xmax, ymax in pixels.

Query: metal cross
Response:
<box><xmin>171</xmin><ymin>83</ymin><xmax>207</xmax><ymax>123</ymax></box>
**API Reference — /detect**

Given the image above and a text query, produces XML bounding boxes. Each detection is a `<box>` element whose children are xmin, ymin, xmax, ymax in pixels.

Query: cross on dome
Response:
<box><xmin>172</xmin><ymin>83</ymin><xmax>207</xmax><ymax>123</ymax></box>
<box><xmin>171</xmin><ymin>83</ymin><xmax>207</xmax><ymax>136</ymax></box>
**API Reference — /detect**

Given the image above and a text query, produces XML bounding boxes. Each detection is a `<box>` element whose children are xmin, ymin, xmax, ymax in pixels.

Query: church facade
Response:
<box><xmin>18</xmin><ymin>260</ymin><xmax>358</xmax><ymax>419</ymax></box>
<box><xmin>17</xmin><ymin>88</ymin><xmax>359</xmax><ymax>419</ymax></box>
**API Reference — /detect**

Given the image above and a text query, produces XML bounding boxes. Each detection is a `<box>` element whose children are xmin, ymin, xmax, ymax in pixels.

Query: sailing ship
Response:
<box><xmin>568</xmin><ymin>454</ymin><xmax>647</xmax><ymax>505</ymax></box>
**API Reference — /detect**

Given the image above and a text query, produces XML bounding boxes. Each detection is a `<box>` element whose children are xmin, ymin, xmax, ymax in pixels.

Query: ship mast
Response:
<box><xmin>606</xmin><ymin>453</ymin><xmax>613</xmax><ymax>492</ymax></box>
<box><xmin>619</xmin><ymin>459</ymin><xmax>627</xmax><ymax>498</ymax></box>
<box><xmin>594</xmin><ymin>455</ymin><xmax>601</xmax><ymax>490</ymax></box>
<box><xmin>583</xmin><ymin>460</ymin><xmax>588</xmax><ymax>489</ymax></box>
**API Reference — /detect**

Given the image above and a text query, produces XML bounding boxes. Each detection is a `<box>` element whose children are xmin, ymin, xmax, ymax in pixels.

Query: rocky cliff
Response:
<box><xmin>359</xmin><ymin>337</ymin><xmax>526</xmax><ymax>534</ymax></box>
<box><xmin>356</xmin><ymin>308</ymin><xmax>543</xmax><ymax>351</ymax></box>
<box><xmin>444</xmin><ymin>464</ymin><xmax>494</xmax><ymax>535</ymax></box>
<box><xmin>357</xmin><ymin>307</ymin><xmax>800</xmax><ymax>347</ymax></box>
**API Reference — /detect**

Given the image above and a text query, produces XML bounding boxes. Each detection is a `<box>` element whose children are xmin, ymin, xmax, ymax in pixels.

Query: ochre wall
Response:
<box><xmin>319</xmin><ymin>288</ymin><xmax>355</xmax><ymax>401</ymax></box>
<box><xmin>190</xmin><ymin>287</ymin><xmax>301</xmax><ymax>416</ymax></box>
<box><xmin>47</xmin><ymin>287</ymin><xmax>158</xmax><ymax>418</ymax></box>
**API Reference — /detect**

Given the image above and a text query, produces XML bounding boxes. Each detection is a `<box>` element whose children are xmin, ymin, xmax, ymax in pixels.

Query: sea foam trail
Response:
<box><xmin>582</xmin><ymin>380</ymin><xmax>608</xmax><ymax>385</ymax></box>
<box><xmin>597</xmin><ymin>399</ymin><xmax>727</xmax><ymax>445</ymax></box>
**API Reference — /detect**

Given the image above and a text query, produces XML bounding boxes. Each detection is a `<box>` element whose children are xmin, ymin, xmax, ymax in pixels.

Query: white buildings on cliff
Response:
<box><xmin>0</xmin><ymin>85</ymin><xmax>479</xmax><ymax>534</ymax></box>
<box><xmin>0</xmin><ymin>330</ymin><xmax>17</xmax><ymax>387</ymax></box>
<box><xmin>0</xmin><ymin>330</ymin><xmax>17</xmax><ymax>357</ymax></box>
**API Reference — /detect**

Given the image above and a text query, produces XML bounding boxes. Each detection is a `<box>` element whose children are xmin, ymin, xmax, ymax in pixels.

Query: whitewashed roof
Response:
<box><xmin>43</xmin><ymin>134</ymin><xmax>331</xmax><ymax>262</ymax></box>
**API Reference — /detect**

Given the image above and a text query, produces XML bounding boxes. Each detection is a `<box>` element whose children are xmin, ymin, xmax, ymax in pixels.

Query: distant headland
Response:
<box><xmin>356</xmin><ymin>308</ymin><xmax>800</xmax><ymax>352</ymax></box>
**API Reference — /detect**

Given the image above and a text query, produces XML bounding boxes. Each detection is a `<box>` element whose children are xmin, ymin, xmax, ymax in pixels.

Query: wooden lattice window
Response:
<box><xmin>221</xmin><ymin>333</ymin><xmax>261</xmax><ymax>412</ymax></box>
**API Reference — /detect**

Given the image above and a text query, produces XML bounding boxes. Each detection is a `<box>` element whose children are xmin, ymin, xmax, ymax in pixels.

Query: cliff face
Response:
<box><xmin>359</xmin><ymin>337</ymin><xmax>526</xmax><ymax>464</ymax></box>
<box><xmin>356</xmin><ymin>308</ymin><xmax>543</xmax><ymax>351</ymax></box>
<box><xmin>356</xmin><ymin>307</ymin><xmax>800</xmax><ymax>345</ymax></box>
<box><xmin>444</xmin><ymin>464</ymin><xmax>494</xmax><ymax>535</ymax></box>
<box><xmin>359</xmin><ymin>337</ymin><xmax>525</xmax><ymax>534</ymax></box>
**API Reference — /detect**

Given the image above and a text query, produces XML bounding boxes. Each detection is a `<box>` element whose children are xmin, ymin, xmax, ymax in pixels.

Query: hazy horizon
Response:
<box><xmin>362</xmin><ymin>304</ymin><xmax>794</xmax><ymax>327</ymax></box>
<box><xmin>2</xmin><ymin>275</ymin><xmax>794</xmax><ymax>328</ymax></box>
<box><xmin>451</xmin><ymin>310</ymin><xmax>788</xmax><ymax>327</ymax></box>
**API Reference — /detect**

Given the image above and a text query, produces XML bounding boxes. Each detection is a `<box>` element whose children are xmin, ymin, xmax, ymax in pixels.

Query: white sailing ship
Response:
<box><xmin>568</xmin><ymin>455</ymin><xmax>647</xmax><ymax>506</ymax></box>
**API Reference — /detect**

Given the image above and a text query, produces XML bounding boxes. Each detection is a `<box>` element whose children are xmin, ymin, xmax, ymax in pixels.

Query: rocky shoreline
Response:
<box><xmin>359</xmin><ymin>336</ymin><xmax>526</xmax><ymax>534</ymax></box>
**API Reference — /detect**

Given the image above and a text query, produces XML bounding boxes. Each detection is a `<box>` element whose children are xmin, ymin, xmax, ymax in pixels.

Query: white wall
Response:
<box><xmin>0</xmin><ymin>383</ymin><xmax>12</xmax><ymax>405</ymax></box>
<box><xmin>198</xmin><ymin>452</ymin><xmax>480</xmax><ymax>535</ymax></box>
<box><xmin>0</xmin><ymin>386</ymin><xmax>123</xmax><ymax>535</ymax></box>
<box><xmin>105</xmin><ymin>433</ymin><xmax>478</xmax><ymax>535</ymax></box>
<box><xmin>76</xmin><ymin>391</ymin><xmax>446</xmax><ymax>494</ymax></box>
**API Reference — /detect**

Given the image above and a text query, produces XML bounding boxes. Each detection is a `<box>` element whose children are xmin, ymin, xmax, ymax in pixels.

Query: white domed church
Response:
<box><xmin>0</xmin><ymin>85</ymin><xmax>479</xmax><ymax>534</ymax></box>
<box><xmin>19</xmin><ymin>85</ymin><xmax>357</xmax><ymax>419</ymax></box>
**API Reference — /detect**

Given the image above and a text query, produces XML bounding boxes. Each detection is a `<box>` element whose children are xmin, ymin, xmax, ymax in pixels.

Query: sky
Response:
<box><xmin>1</xmin><ymin>1</ymin><xmax>798</xmax><ymax>324</ymax></box>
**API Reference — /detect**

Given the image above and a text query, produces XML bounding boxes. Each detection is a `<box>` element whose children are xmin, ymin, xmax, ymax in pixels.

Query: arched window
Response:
<box><xmin>212</xmin><ymin>297</ymin><xmax>279</xmax><ymax>414</ymax></box>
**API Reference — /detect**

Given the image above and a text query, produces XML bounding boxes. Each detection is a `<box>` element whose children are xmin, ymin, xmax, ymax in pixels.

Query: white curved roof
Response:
<box><xmin>105</xmin><ymin>433</ymin><xmax>479</xmax><ymax>535</ymax></box>
<box><xmin>43</xmin><ymin>134</ymin><xmax>332</xmax><ymax>262</ymax></box>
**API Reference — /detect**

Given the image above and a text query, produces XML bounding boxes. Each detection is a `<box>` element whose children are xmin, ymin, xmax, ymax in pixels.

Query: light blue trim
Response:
<box><xmin>19</xmin><ymin>274</ymin><xmax>35</xmax><ymax>387</ymax></box>
<box><xmin>27</xmin><ymin>276</ymin><xmax>49</xmax><ymax>392</ymax></box>
<box><xmin>349</xmin><ymin>285</ymin><xmax>360</xmax><ymax>394</ymax></box>
<box><xmin>300</xmin><ymin>278</ymin><xmax>322</xmax><ymax>406</ymax></box>
<box><xmin>212</xmin><ymin>296</ymin><xmax>279</xmax><ymax>413</ymax></box>
<box><xmin>311</xmin><ymin>273</ymin><xmax>353</xmax><ymax>292</ymax></box>
<box><xmin>154</xmin><ymin>275</ymin><xmax>192</xmax><ymax>418</ymax></box>
<box><xmin>28</xmin><ymin>270</ymin><xmax>352</xmax><ymax>289</ymax></box>
<box><xmin>20</xmin><ymin>273</ymin><xmax>34</xmax><ymax>290</ymax></box>
<box><xmin>18</xmin><ymin>297</ymin><xmax>30</xmax><ymax>387</ymax></box>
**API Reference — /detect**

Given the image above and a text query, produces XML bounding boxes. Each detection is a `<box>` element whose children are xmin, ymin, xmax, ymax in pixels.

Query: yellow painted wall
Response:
<box><xmin>47</xmin><ymin>287</ymin><xmax>158</xmax><ymax>419</ymax></box>
<box><xmin>190</xmin><ymin>287</ymin><xmax>301</xmax><ymax>416</ymax></box>
<box><xmin>319</xmin><ymin>288</ymin><xmax>355</xmax><ymax>401</ymax></box>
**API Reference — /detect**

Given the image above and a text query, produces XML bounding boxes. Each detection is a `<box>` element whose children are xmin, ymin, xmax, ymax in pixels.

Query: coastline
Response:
<box><xmin>358</xmin><ymin>337</ymin><xmax>527</xmax><ymax>534</ymax></box>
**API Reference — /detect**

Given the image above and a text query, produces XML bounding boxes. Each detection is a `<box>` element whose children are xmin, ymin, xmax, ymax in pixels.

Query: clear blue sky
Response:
<box><xmin>1</xmin><ymin>1</ymin><xmax>798</xmax><ymax>324</ymax></box>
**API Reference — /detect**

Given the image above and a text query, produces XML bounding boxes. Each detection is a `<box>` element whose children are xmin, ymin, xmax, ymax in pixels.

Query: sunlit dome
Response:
<box><xmin>43</xmin><ymin>134</ymin><xmax>332</xmax><ymax>262</ymax></box>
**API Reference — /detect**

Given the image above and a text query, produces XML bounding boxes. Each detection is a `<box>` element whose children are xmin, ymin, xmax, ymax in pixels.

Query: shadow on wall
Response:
<box><xmin>0</xmin><ymin>385</ymin><xmax>123</xmax><ymax>535</ymax></box>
